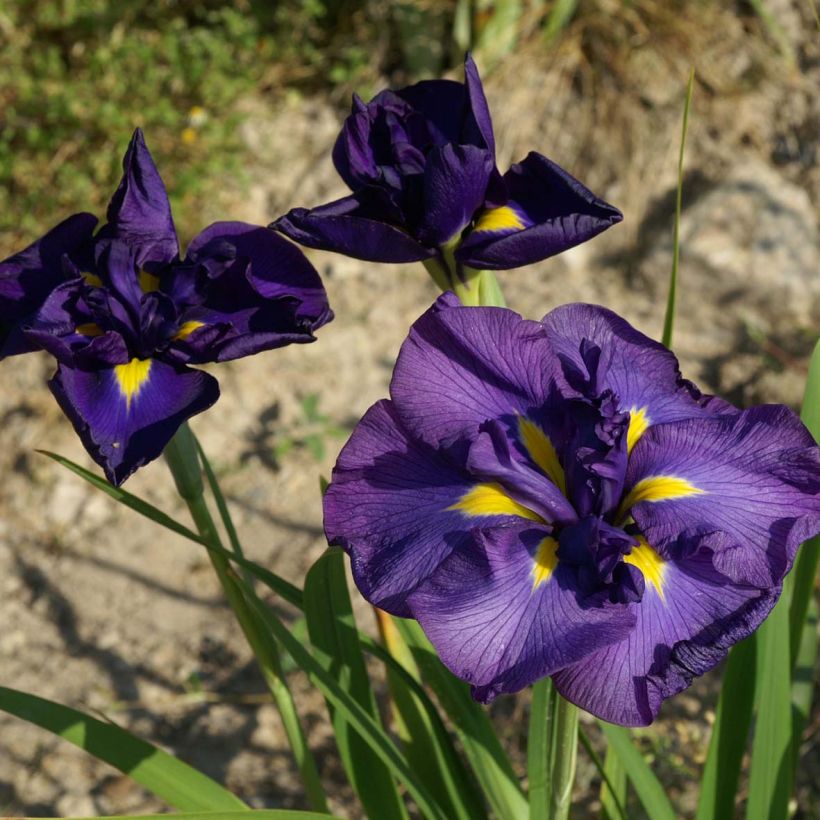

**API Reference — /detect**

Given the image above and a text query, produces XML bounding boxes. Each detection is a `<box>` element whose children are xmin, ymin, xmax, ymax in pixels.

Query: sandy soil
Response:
<box><xmin>1</xmin><ymin>10</ymin><xmax>818</xmax><ymax>817</ymax></box>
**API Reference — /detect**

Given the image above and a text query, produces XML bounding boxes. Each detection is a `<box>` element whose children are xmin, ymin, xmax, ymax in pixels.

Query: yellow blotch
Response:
<box><xmin>114</xmin><ymin>358</ymin><xmax>152</xmax><ymax>409</ymax></box>
<box><xmin>531</xmin><ymin>536</ymin><xmax>559</xmax><ymax>590</ymax></box>
<box><xmin>518</xmin><ymin>416</ymin><xmax>566</xmax><ymax>495</ymax></box>
<box><xmin>474</xmin><ymin>205</ymin><xmax>525</xmax><ymax>234</ymax></box>
<box><xmin>448</xmin><ymin>482</ymin><xmax>544</xmax><ymax>523</ymax></box>
<box><xmin>619</xmin><ymin>475</ymin><xmax>704</xmax><ymax>521</ymax></box>
<box><xmin>83</xmin><ymin>272</ymin><xmax>103</xmax><ymax>288</ymax></box>
<box><xmin>626</xmin><ymin>405</ymin><xmax>650</xmax><ymax>454</ymax></box>
<box><xmin>76</xmin><ymin>323</ymin><xmax>103</xmax><ymax>337</ymax></box>
<box><xmin>623</xmin><ymin>537</ymin><xmax>667</xmax><ymax>602</ymax></box>
<box><xmin>173</xmin><ymin>320</ymin><xmax>205</xmax><ymax>341</ymax></box>
<box><xmin>139</xmin><ymin>271</ymin><xmax>161</xmax><ymax>293</ymax></box>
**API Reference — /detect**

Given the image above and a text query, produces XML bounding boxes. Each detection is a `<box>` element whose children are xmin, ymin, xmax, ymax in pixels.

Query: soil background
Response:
<box><xmin>1</xmin><ymin>3</ymin><xmax>818</xmax><ymax>817</ymax></box>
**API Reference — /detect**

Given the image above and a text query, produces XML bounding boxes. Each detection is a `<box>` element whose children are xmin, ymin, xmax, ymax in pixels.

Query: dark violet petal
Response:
<box><xmin>390</xmin><ymin>294</ymin><xmax>560</xmax><ymax>449</ymax></box>
<box><xmin>463</xmin><ymin>53</ymin><xmax>495</xmax><ymax>154</ymax></box>
<box><xmin>416</xmin><ymin>144</ymin><xmax>494</xmax><ymax>247</ymax></box>
<box><xmin>457</xmin><ymin>152</ymin><xmax>622</xmax><ymax>270</ymax></box>
<box><xmin>323</xmin><ymin>399</ymin><xmax>481</xmax><ymax>616</ymax></box>
<box><xmin>553</xmin><ymin>550</ymin><xmax>780</xmax><ymax>725</ymax></box>
<box><xmin>396</xmin><ymin>79</ymin><xmax>470</xmax><ymax>146</ymax></box>
<box><xmin>542</xmin><ymin>304</ymin><xmax>723</xmax><ymax>437</ymax></box>
<box><xmin>98</xmin><ymin>129</ymin><xmax>179</xmax><ymax>267</ymax></box>
<box><xmin>625</xmin><ymin>406</ymin><xmax>820</xmax><ymax>587</ymax></box>
<box><xmin>49</xmin><ymin>357</ymin><xmax>219</xmax><ymax>485</ymax></box>
<box><xmin>332</xmin><ymin>106</ymin><xmax>381</xmax><ymax>189</ymax></box>
<box><xmin>407</xmin><ymin>524</ymin><xmax>635</xmax><ymax>700</ymax></box>
<box><xmin>272</xmin><ymin>195</ymin><xmax>432</xmax><ymax>263</ymax></box>
<box><xmin>0</xmin><ymin>213</ymin><xmax>98</xmax><ymax>357</ymax></box>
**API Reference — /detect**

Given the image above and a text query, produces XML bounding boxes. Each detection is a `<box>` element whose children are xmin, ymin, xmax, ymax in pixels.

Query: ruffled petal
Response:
<box><xmin>407</xmin><ymin>523</ymin><xmax>636</xmax><ymax>700</ymax></box>
<box><xmin>324</xmin><ymin>399</ymin><xmax>543</xmax><ymax>616</ymax></box>
<box><xmin>623</xmin><ymin>406</ymin><xmax>820</xmax><ymax>586</ymax></box>
<box><xmin>0</xmin><ymin>213</ymin><xmax>98</xmax><ymax>357</ymax></box>
<box><xmin>553</xmin><ymin>548</ymin><xmax>779</xmax><ymax>725</ymax></box>
<box><xmin>97</xmin><ymin>129</ymin><xmax>179</xmax><ymax>267</ymax></box>
<box><xmin>390</xmin><ymin>294</ymin><xmax>560</xmax><ymax>448</ymax></box>
<box><xmin>457</xmin><ymin>152</ymin><xmax>622</xmax><ymax>269</ymax></box>
<box><xmin>271</xmin><ymin>193</ymin><xmax>432</xmax><ymax>263</ymax></box>
<box><xmin>49</xmin><ymin>357</ymin><xmax>219</xmax><ymax>485</ymax></box>
<box><xmin>174</xmin><ymin>222</ymin><xmax>332</xmax><ymax>363</ymax></box>
<box><xmin>542</xmin><ymin>304</ymin><xmax>725</xmax><ymax>447</ymax></box>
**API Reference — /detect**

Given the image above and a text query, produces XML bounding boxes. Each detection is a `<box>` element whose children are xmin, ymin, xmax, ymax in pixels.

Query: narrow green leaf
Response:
<box><xmin>378</xmin><ymin>610</ymin><xmax>488</xmax><ymax>820</ymax></box>
<box><xmin>42</xmin><ymin>449</ymin><xmax>303</xmax><ymax>608</ymax></box>
<box><xmin>240</xmin><ymin>590</ymin><xmax>449</xmax><ymax>820</ymax></box>
<box><xmin>747</xmin><ymin>589</ymin><xmax>794</xmax><ymax>819</ymax></box>
<box><xmin>527</xmin><ymin>677</ymin><xmax>555</xmax><ymax>820</ymax></box>
<box><xmin>598</xmin><ymin>723</ymin><xmax>676</xmax><ymax>820</ymax></box>
<box><xmin>576</xmin><ymin>729</ymin><xmax>628</xmax><ymax>820</ymax></box>
<box><xmin>662</xmin><ymin>68</ymin><xmax>695</xmax><ymax>349</ymax></box>
<box><xmin>0</xmin><ymin>687</ymin><xmax>248</xmax><ymax>811</ymax></box>
<box><xmin>394</xmin><ymin>619</ymin><xmax>528</xmax><ymax>820</ymax></box>
<box><xmin>791</xmin><ymin>596</ymin><xmax>817</xmax><ymax>772</ymax></box>
<box><xmin>304</xmin><ymin>550</ymin><xmax>407</xmax><ymax>820</ymax></box>
<box><xmin>37</xmin><ymin>813</ymin><xmax>335</xmax><ymax>820</ymax></box>
<box><xmin>543</xmin><ymin>0</ymin><xmax>579</xmax><ymax>42</ymax></box>
<box><xmin>695</xmin><ymin>634</ymin><xmax>757</xmax><ymax>820</ymax></box>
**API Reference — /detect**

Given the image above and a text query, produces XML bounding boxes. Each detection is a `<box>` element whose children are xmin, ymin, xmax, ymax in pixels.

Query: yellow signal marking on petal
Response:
<box><xmin>623</xmin><ymin>537</ymin><xmax>667</xmax><ymax>602</ymax></box>
<box><xmin>531</xmin><ymin>536</ymin><xmax>559</xmax><ymax>590</ymax></box>
<box><xmin>619</xmin><ymin>475</ymin><xmax>705</xmax><ymax>521</ymax></box>
<box><xmin>139</xmin><ymin>271</ymin><xmax>161</xmax><ymax>293</ymax></box>
<box><xmin>173</xmin><ymin>320</ymin><xmax>205</xmax><ymax>341</ymax></box>
<box><xmin>474</xmin><ymin>205</ymin><xmax>525</xmax><ymax>234</ymax></box>
<box><xmin>448</xmin><ymin>482</ymin><xmax>545</xmax><ymax>523</ymax></box>
<box><xmin>76</xmin><ymin>323</ymin><xmax>103</xmax><ymax>337</ymax></box>
<box><xmin>626</xmin><ymin>405</ymin><xmax>650</xmax><ymax>454</ymax></box>
<box><xmin>83</xmin><ymin>272</ymin><xmax>103</xmax><ymax>288</ymax></box>
<box><xmin>114</xmin><ymin>358</ymin><xmax>152</xmax><ymax>409</ymax></box>
<box><xmin>517</xmin><ymin>416</ymin><xmax>566</xmax><ymax>495</ymax></box>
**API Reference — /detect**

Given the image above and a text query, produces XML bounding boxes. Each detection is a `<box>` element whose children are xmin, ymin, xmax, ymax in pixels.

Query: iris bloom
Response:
<box><xmin>0</xmin><ymin>130</ymin><xmax>332</xmax><ymax>484</ymax></box>
<box><xmin>272</xmin><ymin>56</ymin><xmax>622</xmax><ymax>280</ymax></box>
<box><xmin>324</xmin><ymin>294</ymin><xmax>820</xmax><ymax>725</ymax></box>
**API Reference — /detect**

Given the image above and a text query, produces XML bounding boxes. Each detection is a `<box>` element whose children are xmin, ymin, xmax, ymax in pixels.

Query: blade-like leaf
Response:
<box><xmin>695</xmin><ymin>634</ymin><xmax>757</xmax><ymax>820</ymax></box>
<box><xmin>527</xmin><ymin>677</ymin><xmax>555</xmax><ymax>820</ymax></box>
<box><xmin>598</xmin><ymin>723</ymin><xmax>676</xmax><ymax>820</ymax></box>
<box><xmin>377</xmin><ymin>610</ymin><xmax>487</xmax><ymax>820</ymax></box>
<box><xmin>37</xmin><ymin>813</ymin><xmax>335</xmax><ymax>820</ymax></box>
<box><xmin>304</xmin><ymin>550</ymin><xmax>407</xmax><ymax>820</ymax></box>
<box><xmin>0</xmin><ymin>686</ymin><xmax>247</xmax><ymax>811</ymax></box>
<box><xmin>662</xmin><ymin>68</ymin><xmax>695</xmax><ymax>349</ymax></box>
<box><xmin>747</xmin><ymin>585</ymin><xmax>794</xmax><ymax>819</ymax></box>
<box><xmin>791</xmin><ymin>596</ymin><xmax>817</xmax><ymax>771</ymax></box>
<box><xmin>577</xmin><ymin>728</ymin><xmax>628</xmax><ymax>820</ymax></box>
<box><xmin>240</xmin><ymin>589</ymin><xmax>449</xmax><ymax>820</ymax></box>
<box><xmin>393</xmin><ymin>619</ymin><xmax>528</xmax><ymax>820</ymax></box>
<box><xmin>40</xmin><ymin>449</ymin><xmax>303</xmax><ymax>608</ymax></box>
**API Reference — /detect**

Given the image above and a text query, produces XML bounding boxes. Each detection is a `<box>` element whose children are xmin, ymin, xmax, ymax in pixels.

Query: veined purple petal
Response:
<box><xmin>542</xmin><ymin>304</ymin><xmax>727</xmax><ymax>450</ymax></box>
<box><xmin>395</xmin><ymin>79</ymin><xmax>471</xmax><ymax>147</ymax></box>
<box><xmin>390</xmin><ymin>294</ymin><xmax>560</xmax><ymax>448</ymax></box>
<box><xmin>50</xmin><ymin>357</ymin><xmax>219</xmax><ymax>485</ymax></box>
<box><xmin>176</xmin><ymin>222</ymin><xmax>332</xmax><ymax>362</ymax></box>
<box><xmin>0</xmin><ymin>213</ymin><xmax>98</xmax><ymax>357</ymax></box>
<box><xmin>457</xmin><ymin>152</ymin><xmax>622</xmax><ymax>269</ymax></box>
<box><xmin>624</xmin><ymin>406</ymin><xmax>820</xmax><ymax>587</ymax></box>
<box><xmin>416</xmin><ymin>144</ymin><xmax>494</xmax><ymax>247</ymax></box>
<box><xmin>324</xmin><ymin>399</ymin><xmax>549</xmax><ymax>616</ymax></box>
<box><xmin>272</xmin><ymin>194</ymin><xmax>432</xmax><ymax>263</ymax></box>
<box><xmin>463</xmin><ymin>54</ymin><xmax>495</xmax><ymax>154</ymax></box>
<box><xmin>407</xmin><ymin>524</ymin><xmax>636</xmax><ymax>700</ymax></box>
<box><xmin>554</xmin><ymin>548</ymin><xmax>780</xmax><ymax>725</ymax></box>
<box><xmin>97</xmin><ymin>129</ymin><xmax>179</xmax><ymax>267</ymax></box>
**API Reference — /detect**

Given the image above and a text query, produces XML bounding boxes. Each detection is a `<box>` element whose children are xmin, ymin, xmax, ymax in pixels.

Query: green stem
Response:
<box><xmin>549</xmin><ymin>695</ymin><xmax>578</xmax><ymax>820</ymax></box>
<box><xmin>528</xmin><ymin>677</ymin><xmax>555</xmax><ymax>820</ymax></box>
<box><xmin>164</xmin><ymin>424</ymin><xmax>328</xmax><ymax>813</ymax></box>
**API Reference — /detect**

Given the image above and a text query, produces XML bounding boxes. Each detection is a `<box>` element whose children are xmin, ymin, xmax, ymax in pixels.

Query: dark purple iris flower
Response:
<box><xmin>324</xmin><ymin>294</ymin><xmax>820</xmax><ymax>726</ymax></box>
<box><xmin>0</xmin><ymin>130</ymin><xmax>332</xmax><ymax>485</ymax></box>
<box><xmin>272</xmin><ymin>56</ymin><xmax>622</xmax><ymax>278</ymax></box>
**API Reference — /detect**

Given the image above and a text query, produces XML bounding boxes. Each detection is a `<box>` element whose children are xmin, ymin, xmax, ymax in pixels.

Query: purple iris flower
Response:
<box><xmin>0</xmin><ymin>130</ymin><xmax>332</xmax><ymax>485</ymax></box>
<box><xmin>272</xmin><ymin>56</ymin><xmax>622</xmax><ymax>276</ymax></box>
<box><xmin>324</xmin><ymin>294</ymin><xmax>820</xmax><ymax>726</ymax></box>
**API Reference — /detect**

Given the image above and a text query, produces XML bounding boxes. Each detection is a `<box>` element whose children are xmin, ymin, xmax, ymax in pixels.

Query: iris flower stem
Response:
<box><xmin>548</xmin><ymin>695</ymin><xmax>579</xmax><ymax>820</ymax></box>
<box><xmin>164</xmin><ymin>423</ymin><xmax>328</xmax><ymax>813</ymax></box>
